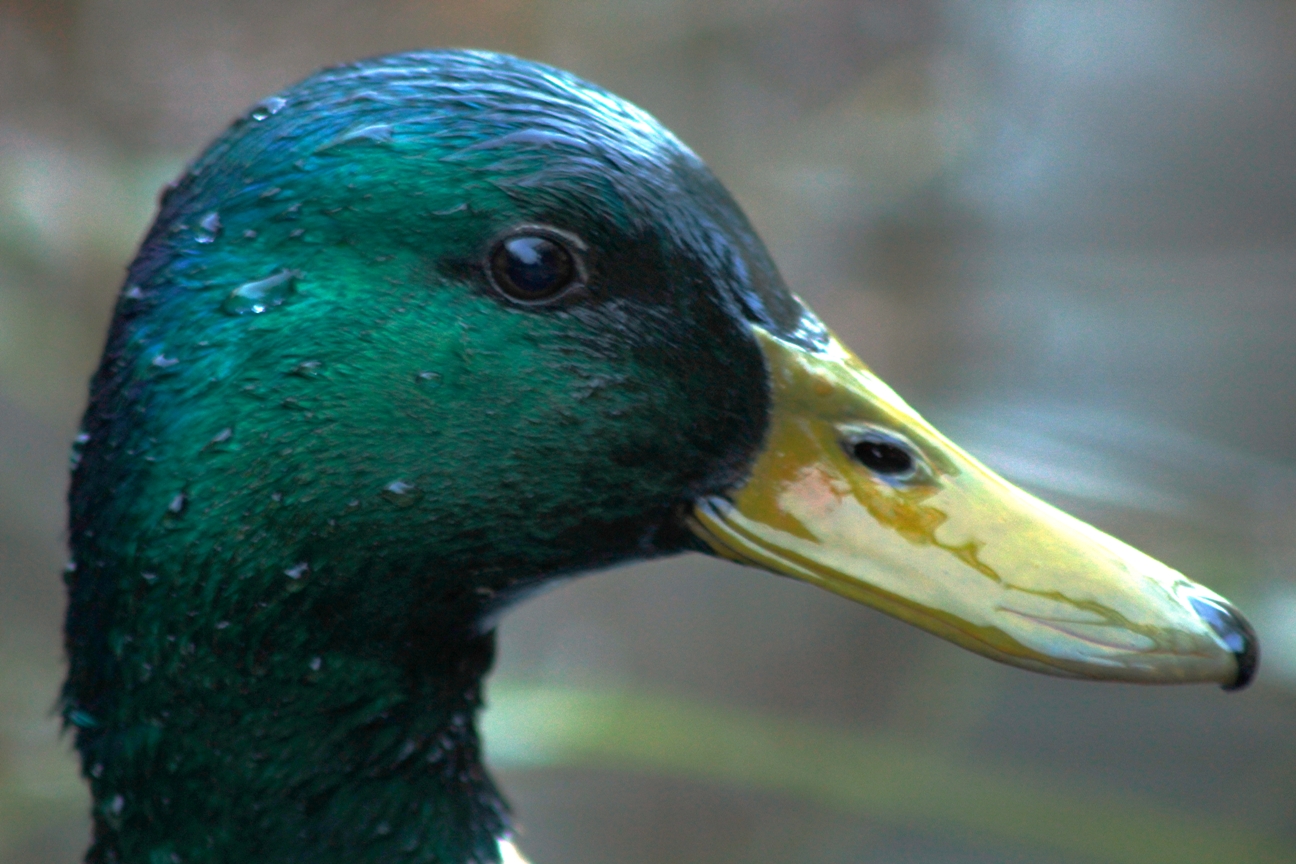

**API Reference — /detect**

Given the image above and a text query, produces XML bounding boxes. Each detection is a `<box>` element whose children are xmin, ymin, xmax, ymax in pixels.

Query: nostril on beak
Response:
<box><xmin>1189</xmin><ymin>596</ymin><xmax>1260</xmax><ymax>691</ymax></box>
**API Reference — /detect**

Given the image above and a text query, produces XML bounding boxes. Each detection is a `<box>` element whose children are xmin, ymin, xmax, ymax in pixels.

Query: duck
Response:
<box><xmin>62</xmin><ymin>49</ymin><xmax>1258</xmax><ymax>864</ymax></box>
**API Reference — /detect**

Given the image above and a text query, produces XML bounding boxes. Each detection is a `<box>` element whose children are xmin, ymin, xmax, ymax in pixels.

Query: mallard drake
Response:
<box><xmin>64</xmin><ymin>49</ymin><xmax>1257</xmax><ymax>864</ymax></box>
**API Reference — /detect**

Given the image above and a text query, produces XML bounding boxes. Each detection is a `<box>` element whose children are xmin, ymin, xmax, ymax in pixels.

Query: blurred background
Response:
<box><xmin>1</xmin><ymin>1</ymin><xmax>1295</xmax><ymax>862</ymax></box>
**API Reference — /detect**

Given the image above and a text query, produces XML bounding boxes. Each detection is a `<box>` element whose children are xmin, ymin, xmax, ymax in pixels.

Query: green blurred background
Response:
<box><xmin>2</xmin><ymin>2</ymin><xmax>1295</xmax><ymax>862</ymax></box>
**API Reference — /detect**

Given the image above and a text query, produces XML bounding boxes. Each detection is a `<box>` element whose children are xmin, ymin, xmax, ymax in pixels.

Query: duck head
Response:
<box><xmin>65</xmin><ymin>49</ymin><xmax>1256</xmax><ymax>864</ymax></box>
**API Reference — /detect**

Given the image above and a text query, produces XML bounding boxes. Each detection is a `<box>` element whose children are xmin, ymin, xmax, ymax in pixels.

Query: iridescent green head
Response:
<box><xmin>66</xmin><ymin>49</ymin><xmax>825</xmax><ymax>864</ymax></box>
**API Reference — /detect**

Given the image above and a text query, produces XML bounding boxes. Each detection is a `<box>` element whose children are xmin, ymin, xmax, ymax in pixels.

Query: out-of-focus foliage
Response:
<box><xmin>1</xmin><ymin>2</ymin><xmax>1294</xmax><ymax>862</ymax></box>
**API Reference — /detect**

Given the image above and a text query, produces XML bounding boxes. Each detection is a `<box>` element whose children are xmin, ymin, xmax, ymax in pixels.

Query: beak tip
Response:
<box><xmin>1189</xmin><ymin>596</ymin><xmax>1260</xmax><ymax>692</ymax></box>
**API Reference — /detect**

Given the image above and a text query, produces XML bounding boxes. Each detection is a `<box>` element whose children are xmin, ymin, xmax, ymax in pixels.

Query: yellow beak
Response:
<box><xmin>690</xmin><ymin>326</ymin><xmax>1257</xmax><ymax>689</ymax></box>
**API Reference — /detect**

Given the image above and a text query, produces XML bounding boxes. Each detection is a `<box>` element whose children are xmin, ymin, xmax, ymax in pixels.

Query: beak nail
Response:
<box><xmin>1189</xmin><ymin>596</ymin><xmax>1259</xmax><ymax>691</ymax></box>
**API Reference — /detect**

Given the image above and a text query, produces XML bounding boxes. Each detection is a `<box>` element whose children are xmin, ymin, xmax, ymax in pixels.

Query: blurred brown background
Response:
<box><xmin>2</xmin><ymin>2</ymin><xmax>1295</xmax><ymax>862</ymax></box>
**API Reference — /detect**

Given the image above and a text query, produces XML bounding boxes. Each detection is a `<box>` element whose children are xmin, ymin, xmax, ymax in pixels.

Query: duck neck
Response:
<box><xmin>77</xmin><ymin>625</ymin><xmax>508</xmax><ymax>864</ymax></box>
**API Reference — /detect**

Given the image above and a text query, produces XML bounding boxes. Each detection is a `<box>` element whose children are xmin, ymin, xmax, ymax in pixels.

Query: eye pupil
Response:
<box><xmin>491</xmin><ymin>234</ymin><xmax>576</xmax><ymax>300</ymax></box>
<box><xmin>852</xmin><ymin>439</ymin><xmax>914</xmax><ymax>476</ymax></box>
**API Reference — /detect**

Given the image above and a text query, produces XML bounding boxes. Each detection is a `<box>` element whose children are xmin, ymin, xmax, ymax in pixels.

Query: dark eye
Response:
<box><xmin>851</xmin><ymin>435</ymin><xmax>916</xmax><ymax>477</ymax></box>
<box><xmin>489</xmin><ymin>230</ymin><xmax>583</xmax><ymax>302</ymax></box>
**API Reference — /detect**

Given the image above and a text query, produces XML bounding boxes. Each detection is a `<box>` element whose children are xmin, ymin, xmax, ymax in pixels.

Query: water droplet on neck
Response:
<box><xmin>250</xmin><ymin>96</ymin><xmax>287</xmax><ymax>121</ymax></box>
<box><xmin>195</xmin><ymin>211</ymin><xmax>221</xmax><ymax>243</ymax></box>
<box><xmin>70</xmin><ymin>433</ymin><xmax>91</xmax><ymax>468</ymax></box>
<box><xmin>167</xmin><ymin>493</ymin><xmax>187</xmax><ymax>515</ymax></box>
<box><xmin>285</xmin><ymin>562</ymin><xmax>309</xmax><ymax>579</ymax></box>
<box><xmin>69</xmin><ymin>709</ymin><xmax>98</xmax><ymax>729</ymax></box>
<box><xmin>152</xmin><ymin>354</ymin><xmax>180</xmax><ymax>369</ymax></box>
<box><xmin>223</xmin><ymin>270</ymin><xmax>296</xmax><ymax>316</ymax></box>
<box><xmin>382</xmin><ymin>480</ymin><xmax>422</xmax><ymax>507</ymax></box>
<box><xmin>416</xmin><ymin>371</ymin><xmax>442</xmax><ymax>387</ymax></box>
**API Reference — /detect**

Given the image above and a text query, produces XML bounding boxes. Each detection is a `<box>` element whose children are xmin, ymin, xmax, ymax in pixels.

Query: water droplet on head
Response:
<box><xmin>167</xmin><ymin>494</ymin><xmax>187</xmax><ymax>515</ymax></box>
<box><xmin>291</xmin><ymin>360</ymin><xmax>323</xmax><ymax>378</ymax></box>
<box><xmin>250</xmin><ymin>96</ymin><xmax>287</xmax><ymax>121</ymax></box>
<box><xmin>415</xmin><ymin>371</ymin><xmax>442</xmax><ymax>387</ymax></box>
<box><xmin>223</xmin><ymin>270</ymin><xmax>297</xmax><ymax>316</ymax></box>
<box><xmin>202</xmin><ymin>427</ymin><xmax>234</xmax><ymax>456</ymax></box>
<box><xmin>195</xmin><ymin>212</ymin><xmax>221</xmax><ymax>244</ymax></box>
<box><xmin>123</xmin><ymin>284</ymin><xmax>145</xmax><ymax>300</ymax></box>
<box><xmin>382</xmin><ymin>480</ymin><xmax>422</xmax><ymax>507</ymax></box>
<box><xmin>309</xmin><ymin>656</ymin><xmax>322</xmax><ymax>671</ymax></box>
<box><xmin>317</xmin><ymin>123</ymin><xmax>395</xmax><ymax>153</ymax></box>
<box><xmin>142</xmin><ymin>572</ymin><xmax>158</xmax><ymax>583</ymax></box>
<box><xmin>285</xmin><ymin>562</ymin><xmax>309</xmax><ymax>580</ymax></box>
<box><xmin>216</xmin><ymin>621</ymin><xmax>230</xmax><ymax>630</ymax></box>
<box><xmin>152</xmin><ymin>354</ymin><xmax>180</xmax><ymax>369</ymax></box>
<box><xmin>353</xmin><ymin>123</ymin><xmax>394</xmax><ymax>142</ymax></box>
